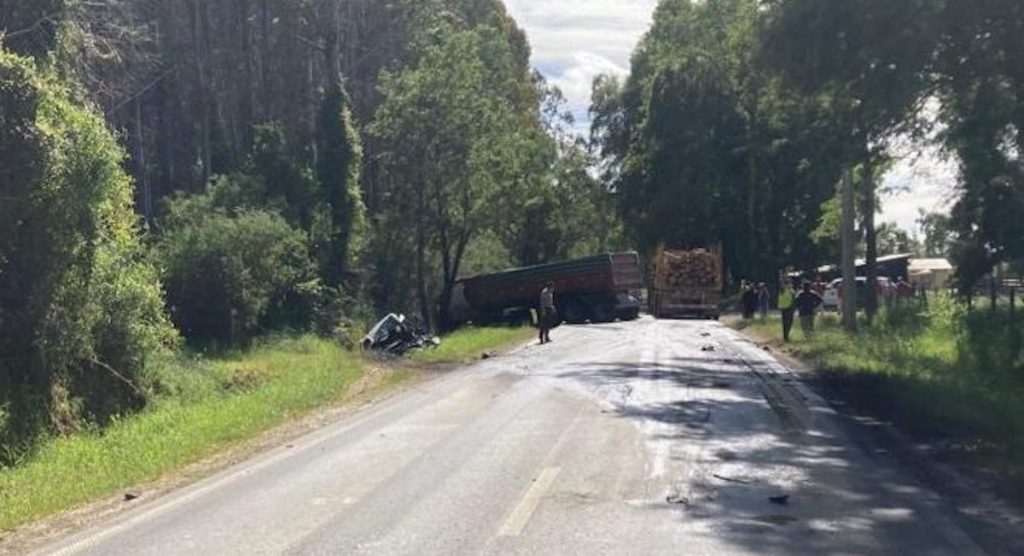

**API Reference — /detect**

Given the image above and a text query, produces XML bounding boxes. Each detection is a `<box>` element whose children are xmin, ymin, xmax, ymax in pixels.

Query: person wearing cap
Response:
<box><xmin>539</xmin><ymin>282</ymin><xmax>556</xmax><ymax>344</ymax></box>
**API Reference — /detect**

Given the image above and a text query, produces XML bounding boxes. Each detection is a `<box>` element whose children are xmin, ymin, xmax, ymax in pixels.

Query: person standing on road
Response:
<box><xmin>758</xmin><ymin>283</ymin><xmax>770</xmax><ymax>320</ymax></box>
<box><xmin>740</xmin><ymin>280</ymin><xmax>757</xmax><ymax>319</ymax></box>
<box><xmin>778</xmin><ymin>280</ymin><xmax>796</xmax><ymax>342</ymax></box>
<box><xmin>539</xmin><ymin>282</ymin><xmax>556</xmax><ymax>345</ymax></box>
<box><xmin>795</xmin><ymin>282</ymin><xmax>823</xmax><ymax>339</ymax></box>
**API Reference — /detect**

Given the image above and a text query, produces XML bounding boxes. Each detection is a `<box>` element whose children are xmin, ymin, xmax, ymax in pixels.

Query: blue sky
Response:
<box><xmin>503</xmin><ymin>0</ymin><xmax>954</xmax><ymax>234</ymax></box>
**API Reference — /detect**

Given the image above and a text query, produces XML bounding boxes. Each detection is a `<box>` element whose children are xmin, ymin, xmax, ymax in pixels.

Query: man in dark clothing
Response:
<box><xmin>757</xmin><ymin>283</ymin><xmax>769</xmax><ymax>320</ymax></box>
<box><xmin>795</xmin><ymin>282</ymin><xmax>823</xmax><ymax>339</ymax></box>
<box><xmin>740</xmin><ymin>280</ymin><xmax>757</xmax><ymax>319</ymax></box>
<box><xmin>539</xmin><ymin>282</ymin><xmax>556</xmax><ymax>345</ymax></box>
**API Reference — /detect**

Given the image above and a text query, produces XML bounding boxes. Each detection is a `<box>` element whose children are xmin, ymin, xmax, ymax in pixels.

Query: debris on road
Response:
<box><xmin>768</xmin><ymin>495</ymin><xmax>790</xmax><ymax>505</ymax></box>
<box><xmin>482</xmin><ymin>351</ymin><xmax>497</xmax><ymax>360</ymax></box>
<box><xmin>666</xmin><ymin>493</ymin><xmax>689</xmax><ymax>506</ymax></box>
<box><xmin>713</xmin><ymin>474</ymin><xmax>751</xmax><ymax>485</ymax></box>
<box><xmin>124</xmin><ymin>492</ymin><xmax>140</xmax><ymax>502</ymax></box>
<box><xmin>701</xmin><ymin>344</ymin><xmax>716</xmax><ymax>352</ymax></box>
<box><xmin>361</xmin><ymin>314</ymin><xmax>440</xmax><ymax>356</ymax></box>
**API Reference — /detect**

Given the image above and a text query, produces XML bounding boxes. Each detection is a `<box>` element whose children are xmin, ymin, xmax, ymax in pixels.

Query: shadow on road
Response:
<box><xmin>555</xmin><ymin>354</ymin><xmax>981</xmax><ymax>555</ymax></box>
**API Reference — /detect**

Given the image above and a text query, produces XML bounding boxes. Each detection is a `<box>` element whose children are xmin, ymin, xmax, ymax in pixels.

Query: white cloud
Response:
<box><xmin>505</xmin><ymin>0</ymin><xmax>954</xmax><ymax>229</ymax></box>
<box><xmin>881</xmin><ymin>144</ymin><xmax>959</xmax><ymax>234</ymax></box>
<box><xmin>504</xmin><ymin>0</ymin><xmax>657</xmax><ymax>120</ymax></box>
<box><xmin>549</xmin><ymin>52</ymin><xmax>626</xmax><ymax>115</ymax></box>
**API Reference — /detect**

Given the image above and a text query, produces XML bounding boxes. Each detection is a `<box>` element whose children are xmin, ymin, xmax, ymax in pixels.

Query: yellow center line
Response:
<box><xmin>497</xmin><ymin>466</ymin><xmax>562</xmax><ymax>537</ymax></box>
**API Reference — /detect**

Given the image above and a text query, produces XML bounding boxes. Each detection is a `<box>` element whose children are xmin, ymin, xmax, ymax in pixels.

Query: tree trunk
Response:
<box><xmin>415</xmin><ymin>179</ymin><xmax>431</xmax><ymax>329</ymax></box>
<box><xmin>259</xmin><ymin>0</ymin><xmax>271</xmax><ymax>115</ymax></box>
<box><xmin>862</xmin><ymin>162</ymin><xmax>879</xmax><ymax>323</ymax></box>
<box><xmin>416</xmin><ymin>228</ymin><xmax>431</xmax><ymax>330</ymax></box>
<box><xmin>841</xmin><ymin>168</ymin><xmax>859</xmax><ymax>332</ymax></box>
<box><xmin>134</xmin><ymin>99</ymin><xmax>153</xmax><ymax>228</ymax></box>
<box><xmin>191</xmin><ymin>0</ymin><xmax>211</xmax><ymax>185</ymax></box>
<box><xmin>322</xmin><ymin>0</ymin><xmax>342</xmax><ymax>86</ymax></box>
<box><xmin>239</xmin><ymin>0</ymin><xmax>257</xmax><ymax>140</ymax></box>
<box><xmin>437</xmin><ymin>232</ymin><xmax>470</xmax><ymax>332</ymax></box>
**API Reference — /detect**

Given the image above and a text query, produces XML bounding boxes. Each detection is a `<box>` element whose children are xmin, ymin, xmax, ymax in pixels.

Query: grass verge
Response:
<box><xmin>0</xmin><ymin>336</ymin><xmax>375</xmax><ymax>532</ymax></box>
<box><xmin>733</xmin><ymin>298</ymin><xmax>1024</xmax><ymax>484</ymax></box>
<box><xmin>0</xmin><ymin>325</ymin><xmax>536</xmax><ymax>534</ymax></box>
<box><xmin>411</xmin><ymin>326</ymin><xmax>534</xmax><ymax>365</ymax></box>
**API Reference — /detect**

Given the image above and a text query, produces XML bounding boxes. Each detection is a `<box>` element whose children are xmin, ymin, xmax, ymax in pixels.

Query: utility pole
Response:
<box><xmin>841</xmin><ymin>168</ymin><xmax>859</xmax><ymax>332</ymax></box>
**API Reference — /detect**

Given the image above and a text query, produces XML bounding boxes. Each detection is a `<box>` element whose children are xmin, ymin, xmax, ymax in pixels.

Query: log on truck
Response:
<box><xmin>650</xmin><ymin>245</ymin><xmax>723</xmax><ymax>319</ymax></box>
<box><xmin>449</xmin><ymin>253</ymin><xmax>643</xmax><ymax>325</ymax></box>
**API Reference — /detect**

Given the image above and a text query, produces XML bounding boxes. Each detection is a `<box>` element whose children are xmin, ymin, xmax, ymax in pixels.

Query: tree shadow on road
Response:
<box><xmin>556</xmin><ymin>357</ymin><xmax>993</xmax><ymax>555</ymax></box>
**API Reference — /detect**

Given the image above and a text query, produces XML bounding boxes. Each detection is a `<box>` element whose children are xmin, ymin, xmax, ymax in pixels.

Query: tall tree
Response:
<box><xmin>316</xmin><ymin>80</ymin><xmax>366</xmax><ymax>288</ymax></box>
<box><xmin>591</xmin><ymin>0</ymin><xmax>845</xmax><ymax>281</ymax></box>
<box><xmin>764</xmin><ymin>0</ymin><xmax>935</xmax><ymax>319</ymax></box>
<box><xmin>370</xmin><ymin>10</ymin><xmax>540</xmax><ymax>328</ymax></box>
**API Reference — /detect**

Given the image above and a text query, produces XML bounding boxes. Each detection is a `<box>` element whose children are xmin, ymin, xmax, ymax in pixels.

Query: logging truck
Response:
<box><xmin>448</xmin><ymin>253</ymin><xmax>643</xmax><ymax>325</ymax></box>
<box><xmin>650</xmin><ymin>245</ymin><xmax>723</xmax><ymax>320</ymax></box>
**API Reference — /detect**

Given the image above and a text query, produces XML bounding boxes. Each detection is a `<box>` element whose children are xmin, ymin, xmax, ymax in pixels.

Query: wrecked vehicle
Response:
<box><xmin>361</xmin><ymin>314</ymin><xmax>440</xmax><ymax>356</ymax></box>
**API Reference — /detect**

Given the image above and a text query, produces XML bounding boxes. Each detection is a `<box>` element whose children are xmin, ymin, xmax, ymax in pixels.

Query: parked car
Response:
<box><xmin>823</xmin><ymin>277</ymin><xmax>894</xmax><ymax>311</ymax></box>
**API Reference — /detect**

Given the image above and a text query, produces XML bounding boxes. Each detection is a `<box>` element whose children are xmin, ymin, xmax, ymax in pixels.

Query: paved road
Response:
<box><xmin>39</xmin><ymin>319</ymin><xmax>984</xmax><ymax>555</ymax></box>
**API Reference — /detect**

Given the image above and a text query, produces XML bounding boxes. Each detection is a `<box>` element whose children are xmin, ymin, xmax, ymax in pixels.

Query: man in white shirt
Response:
<box><xmin>539</xmin><ymin>282</ymin><xmax>556</xmax><ymax>344</ymax></box>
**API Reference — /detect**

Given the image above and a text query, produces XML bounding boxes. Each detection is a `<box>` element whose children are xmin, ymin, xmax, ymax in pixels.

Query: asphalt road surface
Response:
<box><xmin>39</xmin><ymin>318</ymin><xmax>985</xmax><ymax>555</ymax></box>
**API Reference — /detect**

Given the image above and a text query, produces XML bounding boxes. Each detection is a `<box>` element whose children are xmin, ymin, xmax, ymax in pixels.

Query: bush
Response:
<box><xmin>0</xmin><ymin>50</ymin><xmax>177</xmax><ymax>456</ymax></box>
<box><xmin>157</xmin><ymin>203</ymin><xmax>317</xmax><ymax>345</ymax></box>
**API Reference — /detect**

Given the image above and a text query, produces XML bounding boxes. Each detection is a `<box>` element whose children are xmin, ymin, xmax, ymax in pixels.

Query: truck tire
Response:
<box><xmin>560</xmin><ymin>298</ymin><xmax>589</xmax><ymax>324</ymax></box>
<box><xmin>591</xmin><ymin>303</ymin><xmax>616</xmax><ymax>323</ymax></box>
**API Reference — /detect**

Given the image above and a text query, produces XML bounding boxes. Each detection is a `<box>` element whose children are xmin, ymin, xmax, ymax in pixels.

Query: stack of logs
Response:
<box><xmin>653</xmin><ymin>248</ymin><xmax>722</xmax><ymax>289</ymax></box>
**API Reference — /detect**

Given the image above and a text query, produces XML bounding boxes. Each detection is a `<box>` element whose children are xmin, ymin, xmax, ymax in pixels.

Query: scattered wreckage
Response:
<box><xmin>361</xmin><ymin>314</ymin><xmax>440</xmax><ymax>356</ymax></box>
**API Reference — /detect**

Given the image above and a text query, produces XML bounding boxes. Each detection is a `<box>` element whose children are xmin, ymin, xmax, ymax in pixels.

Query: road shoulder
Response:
<box><xmin>1</xmin><ymin>337</ymin><xmax>534</xmax><ymax>556</ymax></box>
<box><xmin>732</xmin><ymin>324</ymin><xmax>1024</xmax><ymax>556</ymax></box>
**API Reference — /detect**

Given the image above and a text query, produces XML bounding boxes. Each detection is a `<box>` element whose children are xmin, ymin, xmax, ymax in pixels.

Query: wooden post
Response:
<box><xmin>1011</xmin><ymin>287</ymin><xmax>1016</xmax><ymax>316</ymax></box>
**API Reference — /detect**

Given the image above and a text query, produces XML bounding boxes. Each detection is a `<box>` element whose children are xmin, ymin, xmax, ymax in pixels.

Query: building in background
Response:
<box><xmin>909</xmin><ymin>258</ymin><xmax>955</xmax><ymax>290</ymax></box>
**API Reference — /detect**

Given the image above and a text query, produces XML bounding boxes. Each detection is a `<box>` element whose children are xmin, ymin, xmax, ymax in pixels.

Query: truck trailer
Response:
<box><xmin>449</xmin><ymin>253</ymin><xmax>643</xmax><ymax>325</ymax></box>
<box><xmin>650</xmin><ymin>245</ymin><xmax>723</xmax><ymax>320</ymax></box>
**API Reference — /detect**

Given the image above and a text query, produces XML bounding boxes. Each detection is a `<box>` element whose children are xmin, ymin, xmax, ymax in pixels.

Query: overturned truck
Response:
<box><xmin>449</xmin><ymin>253</ymin><xmax>643</xmax><ymax>325</ymax></box>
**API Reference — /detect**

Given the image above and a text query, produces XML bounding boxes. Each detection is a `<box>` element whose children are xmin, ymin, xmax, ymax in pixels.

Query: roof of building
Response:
<box><xmin>910</xmin><ymin>258</ymin><xmax>954</xmax><ymax>272</ymax></box>
<box><xmin>811</xmin><ymin>253</ymin><xmax>913</xmax><ymax>274</ymax></box>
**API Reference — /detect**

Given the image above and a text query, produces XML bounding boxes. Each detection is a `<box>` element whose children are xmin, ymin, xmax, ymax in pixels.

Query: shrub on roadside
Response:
<box><xmin>0</xmin><ymin>50</ymin><xmax>177</xmax><ymax>457</ymax></box>
<box><xmin>157</xmin><ymin>204</ymin><xmax>317</xmax><ymax>345</ymax></box>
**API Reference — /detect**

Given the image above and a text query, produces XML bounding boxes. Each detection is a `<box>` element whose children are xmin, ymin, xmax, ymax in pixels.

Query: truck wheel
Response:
<box><xmin>561</xmin><ymin>299</ymin><xmax>588</xmax><ymax>324</ymax></box>
<box><xmin>592</xmin><ymin>304</ymin><xmax>616</xmax><ymax>323</ymax></box>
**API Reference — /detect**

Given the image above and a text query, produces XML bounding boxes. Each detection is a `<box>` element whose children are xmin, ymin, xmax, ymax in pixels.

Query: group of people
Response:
<box><xmin>777</xmin><ymin>280</ymin><xmax>823</xmax><ymax>342</ymax></box>
<box><xmin>740</xmin><ymin>278</ymin><xmax>823</xmax><ymax>342</ymax></box>
<box><xmin>739</xmin><ymin>281</ymin><xmax>770</xmax><ymax>320</ymax></box>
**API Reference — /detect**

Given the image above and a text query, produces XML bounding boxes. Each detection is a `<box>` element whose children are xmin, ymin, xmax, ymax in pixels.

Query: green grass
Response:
<box><xmin>735</xmin><ymin>298</ymin><xmax>1024</xmax><ymax>476</ymax></box>
<box><xmin>411</xmin><ymin>326</ymin><xmax>534</xmax><ymax>364</ymax></box>
<box><xmin>0</xmin><ymin>336</ymin><xmax>375</xmax><ymax>531</ymax></box>
<box><xmin>0</xmin><ymin>325</ymin><xmax>537</xmax><ymax>533</ymax></box>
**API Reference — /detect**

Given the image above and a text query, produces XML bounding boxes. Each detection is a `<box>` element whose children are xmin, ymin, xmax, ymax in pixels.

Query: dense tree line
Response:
<box><xmin>590</xmin><ymin>0</ymin><xmax>848</xmax><ymax>283</ymax></box>
<box><xmin>0</xmin><ymin>50</ymin><xmax>176</xmax><ymax>454</ymax></box>
<box><xmin>1</xmin><ymin>0</ymin><xmax>618</xmax><ymax>455</ymax></box>
<box><xmin>592</xmin><ymin>0</ymin><xmax>1024</xmax><ymax>292</ymax></box>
